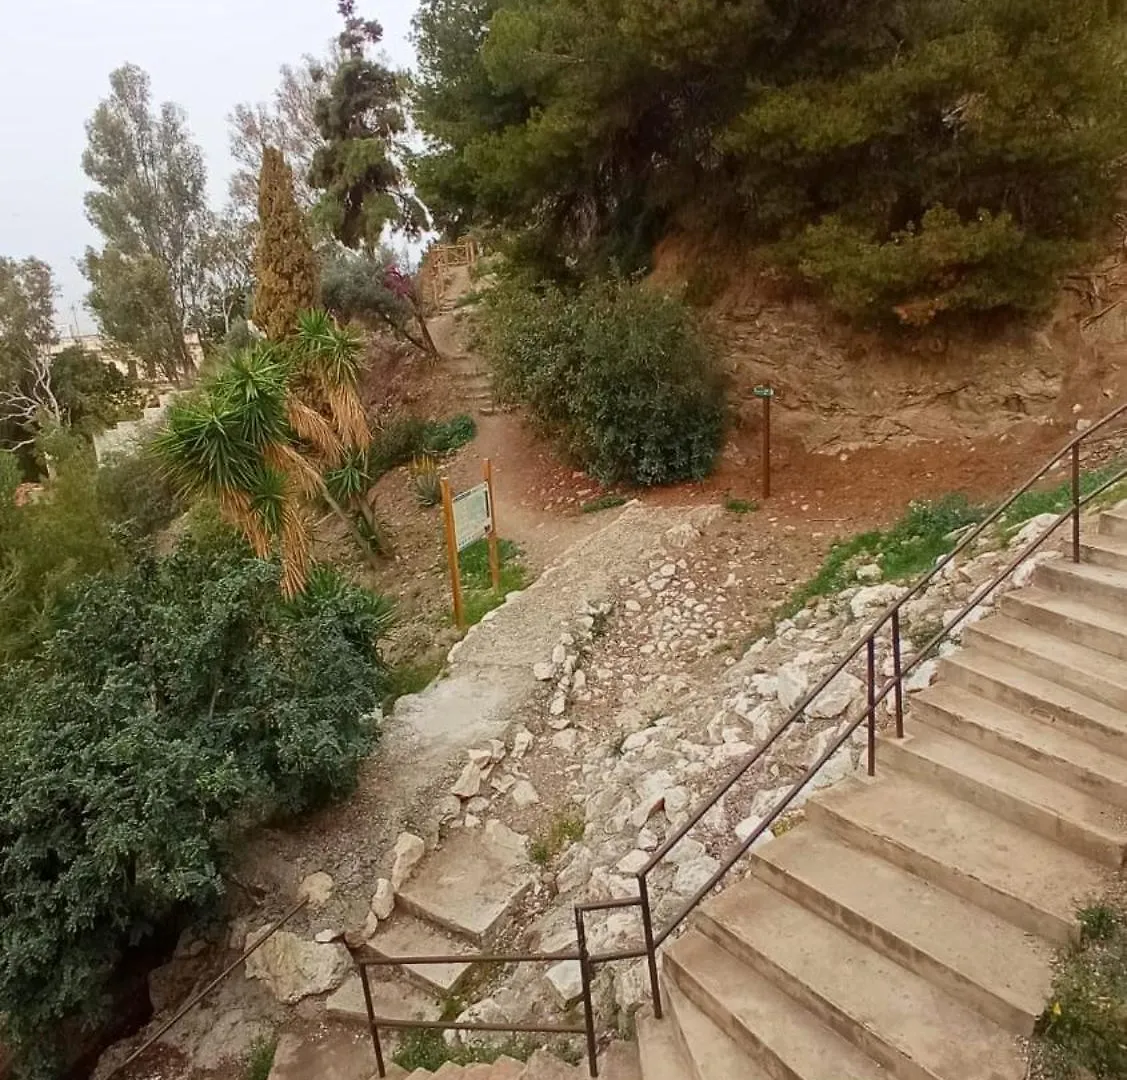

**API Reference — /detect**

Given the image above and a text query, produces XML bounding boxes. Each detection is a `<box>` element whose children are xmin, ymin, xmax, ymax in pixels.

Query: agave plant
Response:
<box><xmin>155</xmin><ymin>311</ymin><xmax>379</xmax><ymax>596</ymax></box>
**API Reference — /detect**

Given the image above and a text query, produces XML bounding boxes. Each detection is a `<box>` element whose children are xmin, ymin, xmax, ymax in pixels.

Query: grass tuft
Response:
<box><xmin>458</xmin><ymin>538</ymin><xmax>529</xmax><ymax>628</ymax></box>
<box><xmin>243</xmin><ymin>1037</ymin><xmax>277</xmax><ymax>1080</ymax></box>
<box><xmin>529</xmin><ymin>814</ymin><xmax>586</xmax><ymax>865</ymax></box>
<box><xmin>581</xmin><ymin>494</ymin><xmax>627</xmax><ymax>514</ymax></box>
<box><xmin>724</xmin><ymin>497</ymin><xmax>759</xmax><ymax>514</ymax></box>
<box><xmin>1033</xmin><ymin>896</ymin><xmax>1127</xmax><ymax>1079</ymax></box>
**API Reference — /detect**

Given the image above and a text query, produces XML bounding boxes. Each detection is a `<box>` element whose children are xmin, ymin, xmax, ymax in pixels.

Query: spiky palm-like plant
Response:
<box><xmin>156</xmin><ymin>311</ymin><xmax>379</xmax><ymax>595</ymax></box>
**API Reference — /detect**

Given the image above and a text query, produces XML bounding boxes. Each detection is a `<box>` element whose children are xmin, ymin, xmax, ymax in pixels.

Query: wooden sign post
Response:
<box><xmin>440</xmin><ymin>477</ymin><xmax>466</xmax><ymax>630</ymax></box>
<box><xmin>754</xmin><ymin>385</ymin><xmax>774</xmax><ymax>500</ymax></box>
<box><xmin>483</xmin><ymin>458</ymin><xmax>501</xmax><ymax>592</ymax></box>
<box><xmin>440</xmin><ymin>459</ymin><xmax>501</xmax><ymax>629</ymax></box>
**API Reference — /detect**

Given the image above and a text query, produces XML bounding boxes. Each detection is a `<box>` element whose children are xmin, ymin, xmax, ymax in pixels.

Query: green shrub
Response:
<box><xmin>725</xmin><ymin>497</ymin><xmax>758</xmax><ymax>515</ymax></box>
<box><xmin>484</xmin><ymin>279</ymin><xmax>724</xmax><ymax>485</ymax></box>
<box><xmin>96</xmin><ymin>447</ymin><xmax>183</xmax><ymax>537</ymax></box>
<box><xmin>410</xmin><ymin>455</ymin><xmax>442</xmax><ymax>507</ymax></box>
<box><xmin>424</xmin><ymin>414</ymin><xmax>476</xmax><ymax>454</ymax></box>
<box><xmin>581</xmin><ymin>494</ymin><xmax>627</xmax><ymax>514</ymax></box>
<box><xmin>1036</xmin><ymin>899</ymin><xmax>1127</xmax><ymax>1079</ymax></box>
<box><xmin>369</xmin><ymin>416</ymin><xmax>428</xmax><ymax>475</ymax></box>
<box><xmin>0</xmin><ymin>536</ymin><xmax>388</xmax><ymax>1077</ymax></box>
<box><xmin>459</xmin><ymin>538</ymin><xmax>528</xmax><ymax>627</ymax></box>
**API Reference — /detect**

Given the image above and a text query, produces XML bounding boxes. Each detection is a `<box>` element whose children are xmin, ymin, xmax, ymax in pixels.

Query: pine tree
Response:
<box><xmin>253</xmin><ymin>147</ymin><xmax>318</xmax><ymax>341</ymax></box>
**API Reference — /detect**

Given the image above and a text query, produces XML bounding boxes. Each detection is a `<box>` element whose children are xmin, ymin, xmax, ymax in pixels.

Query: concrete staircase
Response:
<box><xmin>378</xmin><ymin>1042</ymin><xmax>640</xmax><ymax>1079</ymax></box>
<box><xmin>637</xmin><ymin>505</ymin><xmax>1127</xmax><ymax>1080</ymax></box>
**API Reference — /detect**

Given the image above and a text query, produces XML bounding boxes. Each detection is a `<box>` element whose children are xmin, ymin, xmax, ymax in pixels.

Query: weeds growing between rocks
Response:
<box><xmin>1032</xmin><ymin>897</ymin><xmax>1127</xmax><ymax>1080</ymax></box>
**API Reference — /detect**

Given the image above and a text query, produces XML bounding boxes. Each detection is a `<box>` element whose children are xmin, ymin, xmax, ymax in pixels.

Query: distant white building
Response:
<box><xmin>48</xmin><ymin>332</ymin><xmax>204</xmax><ymax>379</ymax></box>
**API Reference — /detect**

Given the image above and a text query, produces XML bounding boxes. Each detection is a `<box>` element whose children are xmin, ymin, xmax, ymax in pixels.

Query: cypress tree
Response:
<box><xmin>253</xmin><ymin>147</ymin><xmax>318</xmax><ymax>341</ymax></box>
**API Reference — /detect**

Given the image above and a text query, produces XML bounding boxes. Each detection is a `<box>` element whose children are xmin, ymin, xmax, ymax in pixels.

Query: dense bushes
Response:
<box><xmin>484</xmin><ymin>279</ymin><xmax>724</xmax><ymax>485</ymax></box>
<box><xmin>413</xmin><ymin>0</ymin><xmax>1127</xmax><ymax>323</ymax></box>
<box><xmin>0</xmin><ymin>533</ymin><xmax>388</xmax><ymax>1077</ymax></box>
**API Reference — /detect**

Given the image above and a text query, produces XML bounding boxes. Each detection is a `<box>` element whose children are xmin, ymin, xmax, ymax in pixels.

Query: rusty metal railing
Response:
<box><xmin>102</xmin><ymin>898</ymin><xmax>309</xmax><ymax>1079</ymax></box>
<box><xmin>361</xmin><ymin>404</ymin><xmax>1127</xmax><ymax>1078</ymax></box>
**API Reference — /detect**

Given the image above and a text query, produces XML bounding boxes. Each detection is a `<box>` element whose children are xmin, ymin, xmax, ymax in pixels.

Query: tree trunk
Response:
<box><xmin>316</xmin><ymin>479</ymin><xmax>383</xmax><ymax>571</ymax></box>
<box><xmin>410</xmin><ymin>295</ymin><xmax>440</xmax><ymax>359</ymax></box>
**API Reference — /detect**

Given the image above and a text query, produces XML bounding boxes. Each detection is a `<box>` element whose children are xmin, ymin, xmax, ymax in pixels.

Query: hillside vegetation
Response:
<box><xmin>412</xmin><ymin>0</ymin><xmax>1127</xmax><ymax>325</ymax></box>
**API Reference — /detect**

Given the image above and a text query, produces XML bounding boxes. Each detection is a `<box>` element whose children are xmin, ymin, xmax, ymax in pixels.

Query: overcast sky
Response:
<box><xmin>0</xmin><ymin>0</ymin><xmax>419</xmax><ymax>333</ymax></box>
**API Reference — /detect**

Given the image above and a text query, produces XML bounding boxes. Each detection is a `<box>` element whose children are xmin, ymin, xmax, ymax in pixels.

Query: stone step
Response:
<box><xmin>751</xmin><ymin>825</ymin><xmax>1052</xmax><ymax>1035</ymax></box>
<box><xmin>965</xmin><ymin>614</ymin><xmax>1127</xmax><ymax>711</ymax></box>
<box><xmin>325</xmin><ymin>970</ymin><xmax>440</xmax><ymax>1027</ymax></box>
<box><xmin>664</xmin><ymin>930</ymin><xmax>887</xmax><ymax>1080</ymax></box>
<box><xmin>696</xmin><ymin>879</ymin><xmax>1027</xmax><ymax>1080</ymax></box>
<box><xmin>1036</xmin><ymin>558</ymin><xmax>1127</xmax><ymax>615</ymax></box>
<box><xmin>597</xmin><ymin>1040</ymin><xmax>642</xmax><ymax>1080</ymax></box>
<box><xmin>807</xmin><ymin>773</ymin><xmax>1103</xmax><ymax>945</ymax></box>
<box><xmin>663</xmin><ymin>977</ymin><xmax>772</xmax><ymax>1080</ymax></box>
<box><xmin>939</xmin><ymin>650</ymin><xmax>1127</xmax><ymax>759</ymax></box>
<box><xmin>912</xmin><ymin>683</ymin><xmax>1127</xmax><ymax>809</ymax></box>
<box><xmin>362</xmin><ymin>914</ymin><xmax>475</xmax><ymax>996</ymax></box>
<box><xmin>1097</xmin><ymin>505</ymin><xmax>1127</xmax><ymax>540</ymax></box>
<box><xmin>879</xmin><ymin>723</ymin><xmax>1127</xmax><ymax>867</ymax></box>
<box><xmin>1078</xmin><ymin>534</ymin><xmax>1127</xmax><ymax>572</ymax></box>
<box><xmin>396</xmin><ymin>823</ymin><xmax>535</xmax><ymax>947</ymax></box>
<box><xmin>1000</xmin><ymin>586</ymin><xmax>1127</xmax><ymax>660</ymax></box>
<box><xmin>636</xmin><ymin>1009</ymin><xmax>694</xmax><ymax>1080</ymax></box>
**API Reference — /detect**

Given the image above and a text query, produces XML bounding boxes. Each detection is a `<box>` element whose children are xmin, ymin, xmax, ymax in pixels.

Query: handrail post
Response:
<box><xmin>637</xmin><ymin>874</ymin><xmax>663</xmax><ymax>1020</ymax></box>
<box><xmin>1072</xmin><ymin>443</ymin><xmax>1082</xmax><ymax>563</ymax></box>
<box><xmin>867</xmin><ymin>638</ymin><xmax>877</xmax><ymax>776</ymax></box>
<box><xmin>575</xmin><ymin>908</ymin><xmax>599</xmax><ymax>1078</ymax></box>
<box><xmin>891</xmin><ymin>609</ymin><xmax>904</xmax><ymax>739</ymax></box>
<box><xmin>359</xmin><ymin>964</ymin><xmax>386</xmax><ymax>1078</ymax></box>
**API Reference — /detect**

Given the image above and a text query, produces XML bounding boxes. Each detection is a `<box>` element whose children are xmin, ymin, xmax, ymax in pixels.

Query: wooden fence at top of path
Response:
<box><xmin>420</xmin><ymin>238</ymin><xmax>479</xmax><ymax>311</ymax></box>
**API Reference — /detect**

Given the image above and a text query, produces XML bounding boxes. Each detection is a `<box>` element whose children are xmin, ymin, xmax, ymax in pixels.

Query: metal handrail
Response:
<box><xmin>103</xmin><ymin>897</ymin><xmax>309</xmax><ymax>1079</ymax></box>
<box><xmin>361</xmin><ymin>403</ymin><xmax>1127</xmax><ymax>1079</ymax></box>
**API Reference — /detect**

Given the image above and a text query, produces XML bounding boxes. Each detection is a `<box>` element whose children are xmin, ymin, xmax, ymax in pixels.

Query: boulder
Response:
<box><xmin>545</xmin><ymin>960</ymin><xmax>584</xmax><ymax>1006</ymax></box>
<box><xmin>510</xmin><ymin>780</ymin><xmax>540</xmax><ymax>808</ymax></box>
<box><xmin>243</xmin><ymin>929</ymin><xmax>351</xmax><ymax>1004</ymax></box>
<box><xmin>296</xmin><ymin>871</ymin><xmax>334</xmax><ymax>908</ymax></box>
<box><xmin>850</xmin><ymin>584</ymin><xmax>903</xmax><ymax>620</ymax></box>
<box><xmin>808</xmin><ymin>672</ymin><xmax>864</xmax><ymax>720</ymax></box>
<box><xmin>452</xmin><ymin>762</ymin><xmax>483</xmax><ymax>799</ymax></box>
<box><xmin>776</xmin><ymin>663</ymin><xmax>810</xmax><ymax>712</ymax></box>
<box><xmin>533</xmin><ymin>661</ymin><xmax>556</xmax><ymax>681</ymax></box>
<box><xmin>371</xmin><ymin>878</ymin><xmax>395</xmax><ymax>921</ymax></box>
<box><xmin>390</xmin><ymin>832</ymin><xmax>426</xmax><ymax>890</ymax></box>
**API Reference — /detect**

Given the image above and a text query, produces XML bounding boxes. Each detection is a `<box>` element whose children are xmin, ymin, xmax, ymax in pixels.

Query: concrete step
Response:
<box><xmin>520</xmin><ymin>1050</ymin><xmax>586</xmax><ymax>1078</ymax></box>
<box><xmin>663</xmin><ymin>977</ymin><xmax>772</xmax><ymax>1080</ymax></box>
<box><xmin>325</xmin><ymin>971</ymin><xmax>440</xmax><ymax>1027</ymax></box>
<box><xmin>362</xmin><ymin>914</ymin><xmax>474</xmax><ymax>996</ymax></box>
<box><xmin>1078</xmin><ymin>534</ymin><xmax>1127</xmax><ymax>572</ymax></box>
<box><xmin>596</xmin><ymin>1041</ymin><xmax>642</xmax><ymax>1080</ymax></box>
<box><xmin>697</xmin><ymin>879</ymin><xmax>1027</xmax><ymax>1080</ymax></box>
<box><xmin>636</xmin><ymin>1009</ymin><xmax>694</xmax><ymax>1080</ymax></box>
<box><xmin>879</xmin><ymin>723</ymin><xmax>1127</xmax><ymax>867</ymax></box>
<box><xmin>939</xmin><ymin>650</ymin><xmax>1127</xmax><ymax>759</ymax></box>
<box><xmin>912</xmin><ymin>683</ymin><xmax>1127</xmax><ymax>809</ymax></box>
<box><xmin>1036</xmin><ymin>558</ymin><xmax>1127</xmax><ymax>615</ymax></box>
<box><xmin>664</xmin><ymin>930</ymin><xmax>887</xmax><ymax>1080</ymax></box>
<box><xmin>807</xmin><ymin>773</ymin><xmax>1104</xmax><ymax>945</ymax></box>
<box><xmin>999</xmin><ymin>586</ymin><xmax>1127</xmax><ymax>660</ymax></box>
<box><xmin>396</xmin><ymin>823</ymin><xmax>535</xmax><ymax>947</ymax></box>
<box><xmin>965</xmin><ymin>614</ymin><xmax>1127</xmax><ymax>712</ymax></box>
<box><xmin>751</xmin><ymin>826</ymin><xmax>1052</xmax><ymax>1035</ymax></box>
<box><xmin>1097</xmin><ymin>505</ymin><xmax>1127</xmax><ymax>540</ymax></box>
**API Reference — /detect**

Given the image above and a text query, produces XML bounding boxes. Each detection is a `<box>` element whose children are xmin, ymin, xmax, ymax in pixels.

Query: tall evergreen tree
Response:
<box><xmin>253</xmin><ymin>147</ymin><xmax>319</xmax><ymax>341</ymax></box>
<box><xmin>309</xmin><ymin>1</ymin><xmax>426</xmax><ymax>249</ymax></box>
<box><xmin>412</xmin><ymin>0</ymin><xmax>1127</xmax><ymax>323</ymax></box>
<box><xmin>81</xmin><ymin>65</ymin><xmax>211</xmax><ymax>378</ymax></box>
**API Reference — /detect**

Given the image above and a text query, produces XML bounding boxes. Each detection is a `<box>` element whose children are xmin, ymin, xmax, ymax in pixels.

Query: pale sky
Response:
<box><xmin>0</xmin><ymin>0</ymin><xmax>419</xmax><ymax>333</ymax></box>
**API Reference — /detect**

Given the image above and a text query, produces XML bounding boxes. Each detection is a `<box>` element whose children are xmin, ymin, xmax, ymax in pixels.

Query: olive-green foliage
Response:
<box><xmin>778</xmin><ymin>495</ymin><xmax>986</xmax><ymax>619</ymax></box>
<box><xmin>483</xmin><ymin>278</ymin><xmax>724</xmax><ymax>484</ymax></box>
<box><xmin>412</xmin><ymin>0</ymin><xmax>1127</xmax><ymax>321</ymax></box>
<box><xmin>0</xmin><ymin>443</ymin><xmax>128</xmax><ymax>663</ymax></box>
<box><xmin>50</xmin><ymin>346</ymin><xmax>142</xmax><ymax>435</ymax></box>
<box><xmin>0</xmin><ymin>534</ymin><xmax>388</xmax><ymax>1078</ymax></box>
<box><xmin>96</xmin><ymin>447</ymin><xmax>184</xmax><ymax>538</ymax></box>
<box><xmin>1035</xmin><ymin>900</ymin><xmax>1127</xmax><ymax>1079</ymax></box>
<box><xmin>363</xmin><ymin>413</ymin><xmax>477</xmax><ymax>479</ymax></box>
<box><xmin>253</xmin><ymin>147</ymin><xmax>319</xmax><ymax>341</ymax></box>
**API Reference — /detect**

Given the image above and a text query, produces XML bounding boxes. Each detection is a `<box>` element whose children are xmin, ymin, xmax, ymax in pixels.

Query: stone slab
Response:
<box><xmin>396</xmin><ymin>824</ymin><xmax>534</xmax><ymax>945</ymax></box>
<box><xmin>365</xmin><ymin>915</ymin><xmax>474</xmax><ymax>996</ymax></box>
<box><xmin>325</xmin><ymin>972</ymin><xmax>441</xmax><ymax>1027</ymax></box>
<box><xmin>268</xmin><ymin>1028</ymin><xmax>407</xmax><ymax>1080</ymax></box>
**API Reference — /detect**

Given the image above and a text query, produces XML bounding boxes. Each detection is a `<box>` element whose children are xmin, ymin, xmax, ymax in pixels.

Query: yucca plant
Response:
<box><xmin>409</xmin><ymin>455</ymin><xmax>441</xmax><ymax>507</ymax></box>
<box><xmin>155</xmin><ymin>311</ymin><xmax>379</xmax><ymax>595</ymax></box>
